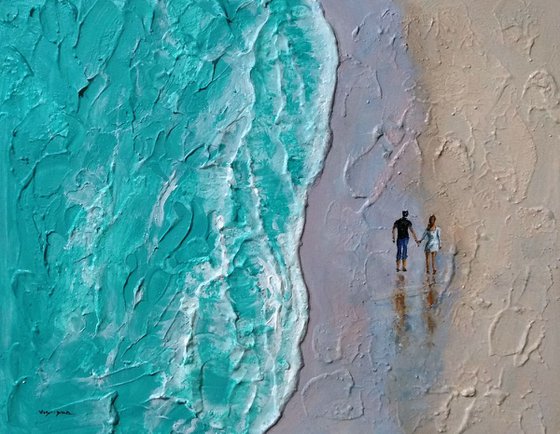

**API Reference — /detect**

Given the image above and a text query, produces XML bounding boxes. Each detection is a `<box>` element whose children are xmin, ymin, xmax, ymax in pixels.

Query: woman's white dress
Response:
<box><xmin>420</xmin><ymin>227</ymin><xmax>441</xmax><ymax>252</ymax></box>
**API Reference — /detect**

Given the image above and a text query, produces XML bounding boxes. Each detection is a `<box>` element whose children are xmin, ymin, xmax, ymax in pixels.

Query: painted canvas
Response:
<box><xmin>1</xmin><ymin>0</ymin><xmax>558</xmax><ymax>433</ymax></box>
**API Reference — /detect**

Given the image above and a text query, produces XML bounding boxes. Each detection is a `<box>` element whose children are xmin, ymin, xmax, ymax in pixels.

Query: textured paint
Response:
<box><xmin>274</xmin><ymin>0</ymin><xmax>560</xmax><ymax>433</ymax></box>
<box><xmin>0</xmin><ymin>1</ymin><xmax>336</xmax><ymax>432</ymax></box>
<box><xmin>269</xmin><ymin>1</ymin><xmax>449</xmax><ymax>432</ymax></box>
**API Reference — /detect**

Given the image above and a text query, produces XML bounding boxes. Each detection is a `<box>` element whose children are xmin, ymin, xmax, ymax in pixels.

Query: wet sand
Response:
<box><xmin>271</xmin><ymin>0</ymin><xmax>560</xmax><ymax>432</ymax></box>
<box><xmin>269</xmin><ymin>0</ymin><xmax>456</xmax><ymax>432</ymax></box>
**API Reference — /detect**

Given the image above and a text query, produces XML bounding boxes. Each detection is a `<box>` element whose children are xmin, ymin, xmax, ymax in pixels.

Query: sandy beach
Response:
<box><xmin>271</xmin><ymin>0</ymin><xmax>560</xmax><ymax>432</ymax></box>
<box><xmin>1</xmin><ymin>0</ymin><xmax>556</xmax><ymax>431</ymax></box>
<box><xmin>271</xmin><ymin>0</ymin><xmax>444</xmax><ymax>432</ymax></box>
<box><xmin>402</xmin><ymin>0</ymin><xmax>560</xmax><ymax>432</ymax></box>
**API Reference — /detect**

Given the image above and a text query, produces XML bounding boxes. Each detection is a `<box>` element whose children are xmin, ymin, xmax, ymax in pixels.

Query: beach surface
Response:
<box><xmin>271</xmin><ymin>0</ymin><xmax>451</xmax><ymax>432</ymax></box>
<box><xmin>271</xmin><ymin>0</ymin><xmax>560</xmax><ymax>432</ymax></box>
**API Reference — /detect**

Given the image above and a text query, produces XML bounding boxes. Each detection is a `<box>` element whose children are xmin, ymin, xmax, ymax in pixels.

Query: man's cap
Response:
<box><xmin>402</xmin><ymin>210</ymin><xmax>409</xmax><ymax>217</ymax></box>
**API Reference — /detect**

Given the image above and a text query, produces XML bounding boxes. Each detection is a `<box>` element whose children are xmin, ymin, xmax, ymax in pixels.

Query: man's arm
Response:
<box><xmin>409</xmin><ymin>226</ymin><xmax>419</xmax><ymax>243</ymax></box>
<box><xmin>392</xmin><ymin>224</ymin><xmax>397</xmax><ymax>243</ymax></box>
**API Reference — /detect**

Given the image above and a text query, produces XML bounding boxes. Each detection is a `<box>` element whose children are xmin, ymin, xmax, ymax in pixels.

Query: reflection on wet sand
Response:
<box><xmin>380</xmin><ymin>273</ymin><xmax>450</xmax><ymax>432</ymax></box>
<box><xmin>393</xmin><ymin>274</ymin><xmax>408</xmax><ymax>349</ymax></box>
<box><xmin>424</xmin><ymin>276</ymin><xmax>438</xmax><ymax>337</ymax></box>
<box><xmin>392</xmin><ymin>274</ymin><xmax>441</xmax><ymax>348</ymax></box>
<box><xmin>375</xmin><ymin>269</ymin><xmax>452</xmax><ymax>431</ymax></box>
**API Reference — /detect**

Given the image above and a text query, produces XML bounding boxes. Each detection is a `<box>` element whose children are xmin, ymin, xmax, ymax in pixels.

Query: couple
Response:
<box><xmin>392</xmin><ymin>210</ymin><xmax>441</xmax><ymax>274</ymax></box>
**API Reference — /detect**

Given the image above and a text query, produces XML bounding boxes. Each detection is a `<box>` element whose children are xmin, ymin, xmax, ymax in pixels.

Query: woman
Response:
<box><xmin>418</xmin><ymin>215</ymin><xmax>441</xmax><ymax>274</ymax></box>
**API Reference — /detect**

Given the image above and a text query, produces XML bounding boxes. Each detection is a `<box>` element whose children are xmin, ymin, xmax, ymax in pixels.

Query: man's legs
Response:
<box><xmin>396</xmin><ymin>238</ymin><xmax>402</xmax><ymax>271</ymax></box>
<box><xmin>402</xmin><ymin>238</ymin><xmax>408</xmax><ymax>271</ymax></box>
<box><xmin>396</xmin><ymin>238</ymin><xmax>409</xmax><ymax>271</ymax></box>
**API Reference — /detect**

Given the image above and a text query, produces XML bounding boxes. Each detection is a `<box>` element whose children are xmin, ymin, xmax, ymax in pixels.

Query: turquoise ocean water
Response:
<box><xmin>0</xmin><ymin>1</ymin><xmax>336</xmax><ymax>432</ymax></box>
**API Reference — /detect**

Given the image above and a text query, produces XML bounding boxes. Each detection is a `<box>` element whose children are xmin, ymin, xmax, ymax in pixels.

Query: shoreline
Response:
<box><xmin>269</xmin><ymin>0</ymin><xmax>450</xmax><ymax>432</ymax></box>
<box><xmin>273</xmin><ymin>0</ymin><xmax>560</xmax><ymax>432</ymax></box>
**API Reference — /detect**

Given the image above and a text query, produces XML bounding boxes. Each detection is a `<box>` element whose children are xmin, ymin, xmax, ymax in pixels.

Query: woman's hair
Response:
<box><xmin>427</xmin><ymin>215</ymin><xmax>436</xmax><ymax>230</ymax></box>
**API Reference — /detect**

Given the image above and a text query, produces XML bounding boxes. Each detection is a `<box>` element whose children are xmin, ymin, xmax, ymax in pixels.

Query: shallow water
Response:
<box><xmin>0</xmin><ymin>1</ymin><xmax>336</xmax><ymax>432</ymax></box>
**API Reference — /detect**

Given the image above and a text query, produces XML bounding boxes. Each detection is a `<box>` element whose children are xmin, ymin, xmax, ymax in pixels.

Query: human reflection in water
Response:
<box><xmin>423</xmin><ymin>275</ymin><xmax>438</xmax><ymax>340</ymax></box>
<box><xmin>393</xmin><ymin>274</ymin><xmax>408</xmax><ymax>349</ymax></box>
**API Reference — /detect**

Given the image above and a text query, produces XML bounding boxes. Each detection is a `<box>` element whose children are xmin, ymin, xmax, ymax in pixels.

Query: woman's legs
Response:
<box><xmin>425</xmin><ymin>251</ymin><xmax>430</xmax><ymax>273</ymax></box>
<box><xmin>431</xmin><ymin>251</ymin><xmax>437</xmax><ymax>273</ymax></box>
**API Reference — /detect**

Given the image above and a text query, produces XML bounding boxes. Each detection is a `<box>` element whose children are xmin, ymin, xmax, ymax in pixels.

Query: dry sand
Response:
<box><xmin>271</xmin><ymin>0</ymin><xmax>560</xmax><ymax>433</ymax></box>
<box><xmin>400</xmin><ymin>0</ymin><xmax>560</xmax><ymax>432</ymax></box>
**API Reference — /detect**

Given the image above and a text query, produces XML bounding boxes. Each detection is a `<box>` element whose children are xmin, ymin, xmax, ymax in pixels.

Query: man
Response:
<box><xmin>392</xmin><ymin>210</ymin><xmax>419</xmax><ymax>272</ymax></box>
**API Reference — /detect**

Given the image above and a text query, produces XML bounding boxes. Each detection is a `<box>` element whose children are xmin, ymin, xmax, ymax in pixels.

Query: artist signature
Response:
<box><xmin>38</xmin><ymin>409</ymin><xmax>72</xmax><ymax>416</ymax></box>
